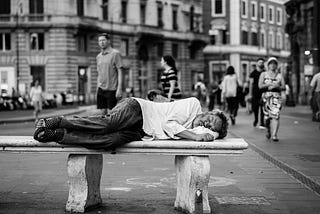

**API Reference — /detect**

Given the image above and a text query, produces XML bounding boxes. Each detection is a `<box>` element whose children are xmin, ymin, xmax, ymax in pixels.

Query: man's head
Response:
<box><xmin>257</xmin><ymin>58</ymin><xmax>265</xmax><ymax>70</ymax></box>
<box><xmin>98</xmin><ymin>33</ymin><xmax>111</xmax><ymax>50</ymax></box>
<box><xmin>192</xmin><ymin>110</ymin><xmax>228</xmax><ymax>139</ymax></box>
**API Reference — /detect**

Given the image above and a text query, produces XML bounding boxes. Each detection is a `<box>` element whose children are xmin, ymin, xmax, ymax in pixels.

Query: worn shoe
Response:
<box><xmin>272</xmin><ymin>136</ymin><xmax>279</xmax><ymax>142</ymax></box>
<box><xmin>35</xmin><ymin>117</ymin><xmax>62</xmax><ymax>130</ymax></box>
<box><xmin>34</xmin><ymin>127</ymin><xmax>64</xmax><ymax>143</ymax></box>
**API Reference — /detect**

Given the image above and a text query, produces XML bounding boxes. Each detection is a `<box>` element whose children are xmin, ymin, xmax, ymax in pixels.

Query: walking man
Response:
<box><xmin>249</xmin><ymin>58</ymin><xmax>265</xmax><ymax>128</ymax></box>
<box><xmin>96</xmin><ymin>33</ymin><xmax>123</xmax><ymax>114</ymax></box>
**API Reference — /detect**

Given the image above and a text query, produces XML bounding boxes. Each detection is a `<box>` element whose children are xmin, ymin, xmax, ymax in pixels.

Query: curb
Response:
<box><xmin>231</xmin><ymin>131</ymin><xmax>320</xmax><ymax>197</ymax></box>
<box><xmin>0</xmin><ymin>109</ymin><xmax>88</xmax><ymax>124</ymax></box>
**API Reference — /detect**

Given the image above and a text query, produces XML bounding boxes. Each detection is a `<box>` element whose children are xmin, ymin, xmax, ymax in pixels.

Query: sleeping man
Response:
<box><xmin>33</xmin><ymin>97</ymin><xmax>228</xmax><ymax>150</ymax></box>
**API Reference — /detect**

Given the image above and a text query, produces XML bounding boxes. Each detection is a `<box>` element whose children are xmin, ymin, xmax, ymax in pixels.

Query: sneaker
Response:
<box><xmin>258</xmin><ymin>125</ymin><xmax>266</xmax><ymax>129</ymax></box>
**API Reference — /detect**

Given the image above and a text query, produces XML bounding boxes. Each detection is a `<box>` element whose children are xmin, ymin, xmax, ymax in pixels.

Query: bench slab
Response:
<box><xmin>0</xmin><ymin>136</ymin><xmax>248</xmax><ymax>155</ymax></box>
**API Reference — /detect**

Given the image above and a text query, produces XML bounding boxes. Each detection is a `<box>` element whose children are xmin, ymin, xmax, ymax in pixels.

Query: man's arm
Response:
<box><xmin>176</xmin><ymin>130</ymin><xmax>215</xmax><ymax>141</ymax></box>
<box><xmin>115</xmin><ymin>53</ymin><xmax>123</xmax><ymax>99</ymax></box>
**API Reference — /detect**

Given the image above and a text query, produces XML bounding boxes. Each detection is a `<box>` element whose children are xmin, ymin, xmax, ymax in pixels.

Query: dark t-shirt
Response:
<box><xmin>249</xmin><ymin>69</ymin><xmax>263</xmax><ymax>98</ymax></box>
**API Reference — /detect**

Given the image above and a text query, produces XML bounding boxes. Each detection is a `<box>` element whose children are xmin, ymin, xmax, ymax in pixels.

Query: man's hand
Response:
<box><xmin>116</xmin><ymin>88</ymin><xmax>122</xmax><ymax>99</ymax></box>
<box><xmin>195</xmin><ymin>133</ymin><xmax>215</xmax><ymax>141</ymax></box>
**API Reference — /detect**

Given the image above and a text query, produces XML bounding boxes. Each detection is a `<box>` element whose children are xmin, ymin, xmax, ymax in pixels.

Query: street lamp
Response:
<box><xmin>15</xmin><ymin>2</ymin><xmax>22</xmax><ymax>92</ymax></box>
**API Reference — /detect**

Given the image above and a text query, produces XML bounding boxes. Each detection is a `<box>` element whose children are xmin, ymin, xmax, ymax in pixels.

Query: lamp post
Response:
<box><xmin>15</xmin><ymin>2</ymin><xmax>22</xmax><ymax>92</ymax></box>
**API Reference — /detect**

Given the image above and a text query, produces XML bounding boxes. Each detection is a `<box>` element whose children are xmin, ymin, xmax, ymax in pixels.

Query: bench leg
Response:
<box><xmin>66</xmin><ymin>154</ymin><xmax>103</xmax><ymax>213</ymax></box>
<box><xmin>174</xmin><ymin>155</ymin><xmax>211</xmax><ymax>214</ymax></box>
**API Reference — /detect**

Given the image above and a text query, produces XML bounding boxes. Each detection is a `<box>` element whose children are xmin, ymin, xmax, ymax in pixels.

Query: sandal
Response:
<box><xmin>35</xmin><ymin>117</ymin><xmax>62</xmax><ymax>130</ymax></box>
<box><xmin>33</xmin><ymin>127</ymin><xmax>64</xmax><ymax>143</ymax></box>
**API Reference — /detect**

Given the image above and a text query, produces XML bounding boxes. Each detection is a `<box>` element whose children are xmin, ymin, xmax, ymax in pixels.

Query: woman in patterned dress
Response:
<box><xmin>258</xmin><ymin>57</ymin><xmax>285</xmax><ymax>141</ymax></box>
<box><xmin>160</xmin><ymin>55</ymin><xmax>182</xmax><ymax>100</ymax></box>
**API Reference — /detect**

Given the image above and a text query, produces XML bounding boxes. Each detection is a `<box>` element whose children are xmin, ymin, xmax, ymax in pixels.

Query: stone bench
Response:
<box><xmin>0</xmin><ymin>136</ymin><xmax>248</xmax><ymax>214</ymax></box>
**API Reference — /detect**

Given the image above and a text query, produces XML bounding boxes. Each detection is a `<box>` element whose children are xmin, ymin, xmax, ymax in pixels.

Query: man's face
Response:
<box><xmin>98</xmin><ymin>36</ymin><xmax>110</xmax><ymax>49</ymax></box>
<box><xmin>257</xmin><ymin>60</ymin><xmax>264</xmax><ymax>69</ymax></box>
<box><xmin>192</xmin><ymin>113</ymin><xmax>222</xmax><ymax>132</ymax></box>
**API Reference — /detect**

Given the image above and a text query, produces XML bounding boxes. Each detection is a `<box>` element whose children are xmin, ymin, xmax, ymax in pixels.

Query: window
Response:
<box><xmin>29</xmin><ymin>0</ymin><xmax>44</xmax><ymax>21</ymax></box>
<box><xmin>222</xmin><ymin>30</ymin><xmax>228</xmax><ymax>44</ymax></box>
<box><xmin>120</xmin><ymin>39</ymin><xmax>129</xmax><ymax>56</ymax></box>
<box><xmin>251</xmin><ymin>32</ymin><xmax>258</xmax><ymax>46</ymax></box>
<box><xmin>172</xmin><ymin>5</ymin><xmax>178</xmax><ymax>30</ymax></box>
<box><xmin>157</xmin><ymin>2</ymin><xmax>163</xmax><ymax>28</ymax></box>
<box><xmin>251</xmin><ymin>1</ymin><xmax>257</xmax><ymax>20</ymax></box>
<box><xmin>210</xmin><ymin>35</ymin><xmax>216</xmax><ymax>45</ymax></box>
<box><xmin>268</xmin><ymin>6</ymin><xmax>274</xmax><ymax>23</ymax></box>
<box><xmin>276</xmin><ymin>8</ymin><xmax>282</xmax><ymax>25</ymax></box>
<box><xmin>77</xmin><ymin>0</ymin><xmax>84</xmax><ymax>16</ymax></box>
<box><xmin>260</xmin><ymin>31</ymin><xmax>265</xmax><ymax>47</ymax></box>
<box><xmin>77</xmin><ymin>35</ymin><xmax>87</xmax><ymax>52</ymax></box>
<box><xmin>260</xmin><ymin>4</ymin><xmax>266</xmax><ymax>22</ymax></box>
<box><xmin>30</xmin><ymin>33</ymin><xmax>44</xmax><ymax>50</ymax></box>
<box><xmin>140</xmin><ymin>1</ymin><xmax>146</xmax><ymax>24</ymax></box>
<box><xmin>241</xmin><ymin>0</ymin><xmax>248</xmax><ymax>18</ymax></box>
<box><xmin>189</xmin><ymin>47</ymin><xmax>197</xmax><ymax>59</ymax></box>
<box><xmin>157</xmin><ymin>43</ymin><xmax>163</xmax><ymax>57</ymax></box>
<box><xmin>0</xmin><ymin>0</ymin><xmax>10</xmax><ymax>21</ymax></box>
<box><xmin>268</xmin><ymin>31</ymin><xmax>274</xmax><ymax>48</ymax></box>
<box><xmin>241</xmin><ymin>30</ymin><xmax>248</xmax><ymax>44</ymax></box>
<box><xmin>0</xmin><ymin>33</ymin><xmax>11</xmax><ymax>51</ymax></box>
<box><xmin>285</xmin><ymin>34</ymin><xmax>290</xmax><ymax>50</ymax></box>
<box><xmin>172</xmin><ymin>43</ymin><xmax>178</xmax><ymax>58</ymax></box>
<box><xmin>30</xmin><ymin>0</ymin><xmax>43</xmax><ymax>14</ymax></box>
<box><xmin>190</xmin><ymin>6</ymin><xmax>194</xmax><ymax>31</ymax></box>
<box><xmin>121</xmin><ymin>0</ymin><xmax>127</xmax><ymax>23</ymax></box>
<box><xmin>102</xmin><ymin>0</ymin><xmax>108</xmax><ymax>20</ymax></box>
<box><xmin>276</xmin><ymin>33</ymin><xmax>282</xmax><ymax>49</ymax></box>
<box><xmin>211</xmin><ymin>0</ymin><xmax>225</xmax><ymax>16</ymax></box>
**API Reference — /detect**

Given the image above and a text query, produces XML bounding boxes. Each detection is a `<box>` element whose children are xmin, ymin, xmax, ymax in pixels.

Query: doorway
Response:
<box><xmin>30</xmin><ymin>66</ymin><xmax>45</xmax><ymax>89</ymax></box>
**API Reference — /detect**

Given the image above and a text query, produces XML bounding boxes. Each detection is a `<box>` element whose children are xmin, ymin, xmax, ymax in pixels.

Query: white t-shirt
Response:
<box><xmin>133</xmin><ymin>97</ymin><xmax>202</xmax><ymax>140</ymax></box>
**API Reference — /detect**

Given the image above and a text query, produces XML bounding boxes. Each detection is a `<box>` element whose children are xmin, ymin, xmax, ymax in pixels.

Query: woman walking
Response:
<box><xmin>259</xmin><ymin>57</ymin><xmax>285</xmax><ymax>141</ymax></box>
<box><xmin>160</xmin><ymin>55</ymin><xmax>182</xmax><ymax>100</ymax></box>
<box><xmin>30</xmin><ymin>79</ymin><xmax>43</xmax><ymax>123</ymax></box>
<box><xmin>221</xmin><ymin>66</ymin><xmax>240</xmax><ymax>125</ymax></box>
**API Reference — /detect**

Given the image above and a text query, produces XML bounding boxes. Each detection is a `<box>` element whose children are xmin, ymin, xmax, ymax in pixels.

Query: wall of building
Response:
<box><xmin>0</xmin><ymin>0</ymin><xmax>207</xmax><ymax>102</ymax></box>
<box><xmin>203</xmin><ymin>0</ymin><xmax>290</xmax><ymax>87</ymax></box>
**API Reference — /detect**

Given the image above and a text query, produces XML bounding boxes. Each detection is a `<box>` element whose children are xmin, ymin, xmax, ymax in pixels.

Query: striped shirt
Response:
<box><xmin>160</xmin><ymin>69</ymin><xmax>182</xmax><ymax>99</ymax></box>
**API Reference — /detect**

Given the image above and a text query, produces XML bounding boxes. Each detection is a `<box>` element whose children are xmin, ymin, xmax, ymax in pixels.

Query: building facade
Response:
<box><xmin>0</xmin><ymin>0</ymin><xmax>207</xmax><ymax>102</ymax></box>
<box><xmin>203</xmin><ymin>0</ymin><xmax>290</xmax><ymax>86</ymax></box>
<box><xmin>285</xmin><ymin>0</ymin><xmax>319</xmax><ymax>104</ymax></box>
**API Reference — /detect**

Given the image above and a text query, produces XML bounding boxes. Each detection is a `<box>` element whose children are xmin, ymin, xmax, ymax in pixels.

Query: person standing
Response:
<box><xmin>249</xmin><ymin>58</ymin><xmax>266</xmax><ymax>128</ymax></box>
<box><xmin>221</xmin><ymin>66</ymin><xmax>240</xmax><ymax>125</ymax></box>
<box><xmin>259</xmin><ymin>57</ymin><xmax>285</xmax><ymax>141</ymax></box>
<box><xmin>207</xmin><ymin>80</ymin><xmax>219</xmax><ymax>111</ymax></box>
<box><xmin>30</xmin><ymin>79</ymin><xmax>43</xmax><ymax>123</ymax></box>
<box><xmin>310</xmin><ymin>72</ymin><xmax>320</xmax><ymax>121</ymax></box>
<box><xmin>160</xmin><ymin>55</ymin><xmax>182</xmax><ymax>100</ymax></box>
<box><xmin>96</xmin><ymin>33</ymin><xmax>123</xmax><ymax>114</ymax></box>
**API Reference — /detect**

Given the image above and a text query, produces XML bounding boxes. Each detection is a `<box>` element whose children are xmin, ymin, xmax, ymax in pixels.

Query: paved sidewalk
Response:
<box><xmin>1</xmin><ymin>104</ymin><xmax>320</xmax><ymax>213</ymax></box>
